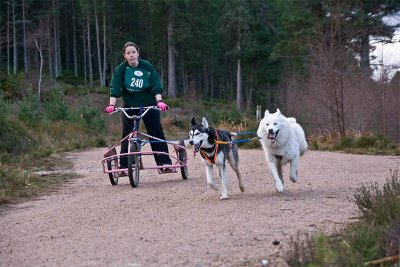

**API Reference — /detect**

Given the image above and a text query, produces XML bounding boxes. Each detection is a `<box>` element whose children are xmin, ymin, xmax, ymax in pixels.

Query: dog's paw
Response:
<box><xmin>290</xmin><ymin>170</ymin><xmax>299</xmax><ymax>183</ymax></box>
<box><xmin>208</xmin><ymin>182</ymin><xmax>218</xmax><ymax>191</ymax></box>
<box><xmin>275</xmin><ymin>182</ymin><xmax>284</xmax><ymax>193</ymax></box>
<box><xmin>239</xmin><ymin>184</ymin><xmax>245</xmax><ymax>193</ymax></box>
<box><xmin>220</xmin><ymin>194</ymin><xmax>229</xmax><ymax>200</ymax></box>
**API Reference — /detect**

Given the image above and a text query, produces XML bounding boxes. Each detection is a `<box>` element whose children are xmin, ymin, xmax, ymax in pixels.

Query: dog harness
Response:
<box><xmin>200</xmin><ymin>130</ymin><xmax>219</xmax><ymax>164</ymax></box>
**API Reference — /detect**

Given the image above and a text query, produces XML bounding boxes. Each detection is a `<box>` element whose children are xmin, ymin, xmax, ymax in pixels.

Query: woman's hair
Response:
<box><xmin>123</xmin><ymin>42</ymin><xmax>140</xmax><ymax>53</ymax></box>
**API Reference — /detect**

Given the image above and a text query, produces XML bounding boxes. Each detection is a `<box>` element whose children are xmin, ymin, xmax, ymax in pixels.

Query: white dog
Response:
<box><xmin>257</xmin><ymin>108</ymin><xmax>308</xmax><ymax>192</ymax></box>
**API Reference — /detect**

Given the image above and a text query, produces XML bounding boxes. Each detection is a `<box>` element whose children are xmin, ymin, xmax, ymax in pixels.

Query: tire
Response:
<box><xmin>128</xmin><ymin>141</ymin><xmax>140</xmax><ymax>188</ymax></box>
<box><xmin>178</xmin><ymin>139</ymin><xmax>188</xmax><ymax>180</ymax></box>
<box><xmin>106</xmin><ymin>147</ymin><xmax>119</xmax><ymax>185</ymax></box>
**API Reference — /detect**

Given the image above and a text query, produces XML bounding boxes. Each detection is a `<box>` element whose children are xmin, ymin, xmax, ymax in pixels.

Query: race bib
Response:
<box><xmin>125</xmin><ymin>68</ymin><xmax>150</xmax><ymax>92</ymax></box>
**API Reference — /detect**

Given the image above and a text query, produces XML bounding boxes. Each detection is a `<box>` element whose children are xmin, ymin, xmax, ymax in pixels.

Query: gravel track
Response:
<box><xmin>0</xmin><ymin>146</ymin><xmax>399</xmax><ymax>267</ymax></box>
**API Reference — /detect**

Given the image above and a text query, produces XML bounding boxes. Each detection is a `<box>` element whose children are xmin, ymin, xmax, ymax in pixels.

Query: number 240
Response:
<box><xmin>130</xmin><ymin>78</ymin><xmax>143</xmax><ymax>88</ymax></box>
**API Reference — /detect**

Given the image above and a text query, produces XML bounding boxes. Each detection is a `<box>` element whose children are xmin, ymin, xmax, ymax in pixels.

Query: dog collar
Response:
<box><xmin>200</xmin><ymin>130</ymin><xmax>219</xmax><ymax>164</ymax></box>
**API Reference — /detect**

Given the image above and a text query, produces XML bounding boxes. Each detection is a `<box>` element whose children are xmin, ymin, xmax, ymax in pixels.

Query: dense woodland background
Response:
<box><xmin>0</xmin><ymin>0</ymin><xmax>399</xmax><ymax>142</ymax></box>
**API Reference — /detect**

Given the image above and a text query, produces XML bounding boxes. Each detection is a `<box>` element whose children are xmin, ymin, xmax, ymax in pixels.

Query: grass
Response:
<box><xmin>285</xmin><ymin>169</ymin><xmax>400</xmax><ymax>266</ymax></box>
<box><xmin>309</xmin><ymin>130</ymin><xmax>400</xmax><ymax>155</ymax></box>
<box><xmin>0</xmin><ymin>90</ymin><xmax>106</xmax><ymax>205</ymax></box>
<box><xmin>0</xmin><ymin>154</ymin><xmax>76</xmax><ymax>205</ymax></box>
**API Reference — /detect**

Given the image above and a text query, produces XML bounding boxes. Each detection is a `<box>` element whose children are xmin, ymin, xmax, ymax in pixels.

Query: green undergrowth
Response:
<box><xmin>0</xmin><ymin>90</ymin><xmax>106</xmax><ymax>204</ymax></box>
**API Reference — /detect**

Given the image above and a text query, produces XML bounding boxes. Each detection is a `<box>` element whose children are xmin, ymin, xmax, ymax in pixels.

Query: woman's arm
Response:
<box><xmin>109</xmin><ymin>97</ymin><xmax>117</xmax><ymax>106</ymax></box>
<box><xmin>155</xmin><ymin>94</ymin><xmax>162</xmax><ymax>102</ymax></box>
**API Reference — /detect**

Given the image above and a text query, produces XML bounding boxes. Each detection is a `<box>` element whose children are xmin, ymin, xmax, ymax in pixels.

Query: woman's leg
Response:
<box><xmin>119</xmin><ymin>110</ymin><xmax>134</xmax><ymax>168</ymax></box>
<box><xmin>142</xmin><ymin>109</ymin><xmax>172</xmax><ymax>166</ymax></box>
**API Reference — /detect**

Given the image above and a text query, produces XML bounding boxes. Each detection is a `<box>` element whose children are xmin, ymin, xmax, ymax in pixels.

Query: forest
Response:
<box><xmin>1</xmin><ymin>0</ymin><xmax>400</xmax><ymax>142</ymax></box>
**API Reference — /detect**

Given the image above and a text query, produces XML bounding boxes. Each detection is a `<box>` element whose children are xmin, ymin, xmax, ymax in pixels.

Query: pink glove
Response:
<box><xmin>105</xmin><ymin>105</ymin><xmax>115</xmax><ymax>114</ymax></box>
<box><xmin>157</xmin><ymin>100</ymin><xmax>169</xmax><ymax>112</ymax></box>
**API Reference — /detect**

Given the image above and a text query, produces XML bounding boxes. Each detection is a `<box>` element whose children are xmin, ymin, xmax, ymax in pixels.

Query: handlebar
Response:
<box><xmin>111</xmin><ymin>106</ymin><xmax>160</xmax><ymax>119</ymax></box>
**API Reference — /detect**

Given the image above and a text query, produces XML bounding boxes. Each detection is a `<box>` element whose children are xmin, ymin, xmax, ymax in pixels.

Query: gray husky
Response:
<box><xmin>189</xmin><ymin>117</ymin><xmax>244</xmax><ymax>199</ymax></box>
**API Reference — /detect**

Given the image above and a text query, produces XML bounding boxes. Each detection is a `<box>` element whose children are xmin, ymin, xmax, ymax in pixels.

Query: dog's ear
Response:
<box><xmin>201</xmin><ymin>117</ymin><xmax>209</xmax><ymax>128</ymax></box>
<box><xmin>264</xmin><ymin>109</ymin><xmax>270</xmax><ymax>117</ymax></box>
<box><xmin>276</xmin><ymin>108</ymin><xmax>281</xmax><ymax>115</ymax></box>
<box><xmin>191</xmin><ymin>117</ymin><xmax>196</xmax><ymax>126</ymax></box>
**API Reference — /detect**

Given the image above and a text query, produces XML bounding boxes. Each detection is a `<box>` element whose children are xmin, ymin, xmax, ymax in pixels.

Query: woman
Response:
<box><xmin>105</xmin><ymin>41</ymin><xmax>172</xmax><ymax>172</ymax></box>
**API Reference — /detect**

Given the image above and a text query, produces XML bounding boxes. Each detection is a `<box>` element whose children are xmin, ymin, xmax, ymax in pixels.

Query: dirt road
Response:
<box><xmin>0</xmin><ymin>147</ymin><xmax>399</xmax><ymax>267</ymax></box>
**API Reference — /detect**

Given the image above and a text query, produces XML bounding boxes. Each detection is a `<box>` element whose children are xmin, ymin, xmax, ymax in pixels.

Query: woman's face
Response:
<box><xmin>124</xmin><ymin>45</ymin><xmax>139</xmax><ymax>67</ymax></box>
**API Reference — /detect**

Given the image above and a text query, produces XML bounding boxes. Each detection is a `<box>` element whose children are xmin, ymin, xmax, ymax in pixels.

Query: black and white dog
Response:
<box><xmin>189</xmin><ymin>117</ymin><xmax>244</xmax><ymax>199</ymax></box>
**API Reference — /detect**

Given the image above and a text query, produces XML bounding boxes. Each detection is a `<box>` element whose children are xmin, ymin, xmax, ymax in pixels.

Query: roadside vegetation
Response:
<box><xmin>0</xmin><ymin>76</ymin><xmax>107</xmax><ymax>204</ymax></box>
<box><xmin>286</xmin><ymin>169</ymin><xmax>400</xmax><ymax>267</ymax></box>
<box><xmin>310</xmin><ymin>130</ymin><xmax>400</xmax><ymax>156</ymax></box>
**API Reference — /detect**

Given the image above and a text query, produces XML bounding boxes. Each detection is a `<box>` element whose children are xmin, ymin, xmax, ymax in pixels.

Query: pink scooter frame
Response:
<box><xmin>102</xmin><ymin>106</ymin><xmax>188</xmax><ymax>187</ymax></box>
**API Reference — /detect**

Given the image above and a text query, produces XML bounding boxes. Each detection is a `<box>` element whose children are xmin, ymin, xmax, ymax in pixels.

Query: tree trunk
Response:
<box><xmin>0</xmin><ymin>22</ymin><xmax>2</xmax><ymax>81</ymax></box>
<box><xmin>47</xmin><ymin>13</ymin><xmax>53</xmax><ymax>77</ymax></box>
<box><xmin>82</xmin><ymin>24</ymin><xmax>87</xmax><ymax>85</ymax></box>
<box><xmin>53</xmin><ymin>0</ymin><xmax>59</xmax><ymax>77</ymax></box>
<box><xmin>236</xmin><ymin>58</ymin><xmax>242</xmax><ymax>110</ymax></box>
<box><xmin>72</xmin><ymin>0</ymin><xmax>78</xmax><ymax>77</ymax></box>
<box><xmin>57</xmin><ymin>16</ymin><xmax>62</xmax><ymax>75</ymax></box>
<box><xmin>210</xmin><ymin>63</ymin><xmax>214</xmax><ymax>99</ymax></box>
<box><xmin>34</xmin><ymin>40</ymin><xmax>43</xmax><ymax>99</ymax></box>
<box><xmin>236</xmin><ymin>39</ymin><xmax>242</xmax><ymax>111</ymax></box>
<box><xmin>102</xmin><ymin>0</ymin><xmax>107</xmax><ymax>86</ymax></box>
<box><xmin>167</xmin><ymin>5</ymin><xmax>176</xmax><ymax>98</ymax></box>
<box><xmin>22</xmin><ymin>0</ymin><xmax>29</xmax><ymax>73</ymax></box>
<box><xmin>94</xmin><ymin>0</ymin><xmax>104</xmax><ymax>87</ymax></box>
<box><xmin>203</xmin><ymin>63</ymin><xmax>207</xmax><ymax>98</ymax></box>
<box><xmin>338</xmin><ymin>69</ymin><xmax>345</xmax><ymax>136</ymax></box>
<box><xmin>6</xmin><ymin>0</ymin><xmax>10</xmax><ymax>75</ymax></box>
<box><xmin>360</xmin><ymin>32</ymin><xmax>371</xmax><ymax>77</ymax></box>
<box><xmin>12</xmin><ymin>0</ymin><xmax>17</xmax><ymax>74</ymax></box>
<box><xmin>246</xmin><ymin>70</ymin><xmax>253</xmax><ymax>112</ymax></box>
<box><xmin>181</xmin><ymin>53</ymin><xmax>187</xmax><ymax>97</ymax></box>
<box><xmin>87</xmin><ymin>15</ymin><xmax>93</xmax><ymax>88</ymax></box>
<box><xmin>64</xmin><ymin>14</ymin><xmax>70</xmax><ymax>72</ymax></box>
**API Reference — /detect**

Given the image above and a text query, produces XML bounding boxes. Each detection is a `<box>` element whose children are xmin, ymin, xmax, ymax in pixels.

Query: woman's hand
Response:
<box><xmin>105</xmin><ymin>105</ymin><xmax>115</xmax><ymax>113</ymax></box>
<box><xmin>157</xmin><ymin>100</ymin><xmax>169</xmax><ymax>112</ymax></box>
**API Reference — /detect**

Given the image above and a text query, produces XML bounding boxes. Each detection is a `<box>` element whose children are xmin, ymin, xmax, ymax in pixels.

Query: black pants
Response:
<box><xmin>119</xmin><ymin>108</ymin><xmax>172</xmax><ymax>167</ymax></box>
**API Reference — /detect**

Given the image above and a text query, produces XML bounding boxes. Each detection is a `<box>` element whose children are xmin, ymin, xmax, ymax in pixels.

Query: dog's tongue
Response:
<box><xmin>194</xmin><ymin>140</ymin><xmax>202</xmax><ymax>153</ymax></box>
<box><xmin>194</xmin><ymin>144</ymin><xmax>200</xmax><ymax>153</ymax></box>
<box><xmin>267</xmin><ymin>130</ymin><xmax>279</xmax><ymax>143</ymax></box>
<box><xmin>268</xmin><ymin>134</ymin><xmax>276</xmax><ymax>143</ymax></box>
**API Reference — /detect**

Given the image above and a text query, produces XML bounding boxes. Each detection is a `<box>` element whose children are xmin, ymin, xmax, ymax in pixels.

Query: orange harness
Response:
<box><xmin>200</xmin><ymin>130</ymin><xmax>219</xmax><ymax>164</ymax></box>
